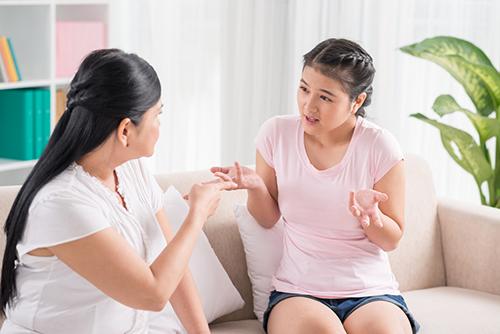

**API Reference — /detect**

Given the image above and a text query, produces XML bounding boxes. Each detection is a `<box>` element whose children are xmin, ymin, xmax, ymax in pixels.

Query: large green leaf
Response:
<box><xmin>432</xmin><ymin>95</ymin><xmax>500</xmax><ymax>142</ymax></box>
<box><xmin>401</xmin><ymin>36</ymin><xmax>500</xmax><ymax>117</ymax></box>
<box><xmin>411</xmin><ymin>113</ymin><xmax>493</xmax><ymax>185</ymax></box>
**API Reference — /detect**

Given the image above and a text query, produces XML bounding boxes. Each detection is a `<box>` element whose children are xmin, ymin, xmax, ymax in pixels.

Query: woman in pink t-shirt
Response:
<box><xmin>212</xmin><ymin>39</ymin><xmax>419</xmax><ymax>334</ymax></box>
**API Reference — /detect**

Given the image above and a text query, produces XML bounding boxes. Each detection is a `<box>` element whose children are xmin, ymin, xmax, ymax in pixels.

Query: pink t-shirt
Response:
<box><xmin>255</xmin><ymin>115</ymin><xmax>404</xmax><ymax>298</ymax></box>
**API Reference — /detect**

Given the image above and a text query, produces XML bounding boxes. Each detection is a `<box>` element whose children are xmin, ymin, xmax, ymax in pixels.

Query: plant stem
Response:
<box><xmin>495</xmin><ymin>105</ymin><xmax>500</xmax><ymax>207</ymax></box>
<box><xmin>477</xmin><ymin>180</ymin><xmax>487</xmax><ymax>205</ymax></box>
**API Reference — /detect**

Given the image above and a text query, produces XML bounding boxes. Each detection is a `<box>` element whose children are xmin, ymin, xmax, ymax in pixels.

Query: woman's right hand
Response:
<box><xmin>187</xmin><ymin>180</ymin><xmax>237</xmax><ymax>219</ymax></box>
<box><xmin>210</xmin><ymin>162</ymin><xmax>264</xmax><ymax>190</ymax></box>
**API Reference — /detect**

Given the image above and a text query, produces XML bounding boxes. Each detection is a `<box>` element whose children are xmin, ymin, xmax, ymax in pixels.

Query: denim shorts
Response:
<box><xmin>262</xmin><ymin>290</ymin><xmax>420</xmax><ymax>333</ymax></box>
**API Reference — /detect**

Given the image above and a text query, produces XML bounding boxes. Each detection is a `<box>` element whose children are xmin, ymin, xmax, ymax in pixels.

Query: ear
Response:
<box><xmin>351</xmin><ymin>92</ymin><xmax>367</xmax><ymax>114</ymax></box>
<box><xmin>117</xmin><ymin>118</ymin><xmax>132</xmax><ymax>148</ymax></box>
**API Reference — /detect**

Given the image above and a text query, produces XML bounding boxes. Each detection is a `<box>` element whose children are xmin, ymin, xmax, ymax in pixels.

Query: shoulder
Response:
<box><xmin>30</xmin><ymin>166</ymin><xmax>90</xmax><ymax>213</ymax></box>
<box><xmin>258</xmin><ymin>114</ymin><xmax>300</xmax><ymax>139</ymax></box>
<box><xmin>357</xmin><ymin>117</ymin><xmax>401</xmax><ymax>154</ymax></box>
<box><xmin>263</xmin><ymin>114</ymin><xmax>300</xmax><ymax>129</ymax></box>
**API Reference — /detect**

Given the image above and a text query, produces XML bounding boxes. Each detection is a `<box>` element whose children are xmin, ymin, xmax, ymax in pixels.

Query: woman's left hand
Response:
<box><xmin>349</xmin><ymin>190</ymin><xmax>388</xmax><ymax>228</ymax></box>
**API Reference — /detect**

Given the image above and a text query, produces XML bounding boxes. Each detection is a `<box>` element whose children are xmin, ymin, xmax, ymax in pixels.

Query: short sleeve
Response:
<box><xmin>17</xmin><ymin>193</ymin><xmax>111</xmax><ymax>260</ymax></box>
<box><xmin>137</xmin><ymin>159</ymin><xmax>165</xmax><ymax>213</ymax></box>
<box><xmin>254</xmin><ymin>117</ymin><xmax>278</xmax><ymax>168</ymax></box>
<box><xmin>371</xmin><ymin>129</ymin><xmax>404</xmax><ymax>183</ymax></box>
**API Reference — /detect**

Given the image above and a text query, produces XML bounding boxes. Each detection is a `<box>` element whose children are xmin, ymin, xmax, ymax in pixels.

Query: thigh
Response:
<box><xmin>343</xmin><ymin>300</ymin><xmax>412</xmax><ymax>334</ymax></box>
<box><xmin>267</xmin><ymin>296</ymin><xmax>346</xmax><ymax>334</ymax></box>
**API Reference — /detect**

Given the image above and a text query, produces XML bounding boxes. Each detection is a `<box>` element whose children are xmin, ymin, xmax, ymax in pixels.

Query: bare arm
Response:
<box><xmin>247</xmin><ymin>151</ymin><xmax>281</xmax><ymax>228</ymax></box>
<box><xmin>362</xmin><ymin>161</ymin><xmax>406</xmax><ymax>251</ymax></box>
<box><xmin>48</xmin><ymin>181</ymin><xmax>233</xmax><ymax>312</ymax></box>
<box><xmin>155</xmin><ymin>209</ymin><xmax>209</xmax><ymax>333</ymax></box>
<box><xmin>211</xmin><ymin>151</ymin><xmax>280</xmax><ymax>229</ymax></box>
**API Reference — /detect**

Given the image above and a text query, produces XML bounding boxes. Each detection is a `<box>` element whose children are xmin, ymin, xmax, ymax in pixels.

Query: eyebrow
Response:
<box><xmin>300</xmin><ymin>79</ymin><xmax>336</xmax><ymax>97</ymax></box>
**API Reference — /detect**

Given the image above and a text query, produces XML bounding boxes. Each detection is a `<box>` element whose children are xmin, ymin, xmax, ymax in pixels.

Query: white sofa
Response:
<box><xmin>1</xmin><ymin>155</ymin><xmax>499</xmax><ymax>333</ymax></box>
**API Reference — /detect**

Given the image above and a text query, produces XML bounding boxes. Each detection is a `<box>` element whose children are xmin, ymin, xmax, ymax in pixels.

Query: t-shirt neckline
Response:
<box><xmin>297</xmin><ymin>116</ymin><xmax>363</xmax><ymax>176</ymax></box>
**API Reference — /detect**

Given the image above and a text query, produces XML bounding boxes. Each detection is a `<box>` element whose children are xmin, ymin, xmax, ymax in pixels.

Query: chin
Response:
<box><xmin>301</xmin><ymin>118</ymin><xmax>320</xmax><ymax>133</ymax></box>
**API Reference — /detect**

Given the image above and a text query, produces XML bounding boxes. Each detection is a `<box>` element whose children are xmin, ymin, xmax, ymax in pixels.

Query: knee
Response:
<box><xmin>269</xmin><ymin>315</ymin><xmax>346</xmax><ymax>334</ymax></box>
<box><xmin>349</xmin><ymin>323</ymin><xmax>408</xmax><ymax>334</ymax></box>
<box><xmin>309</xmin><ymin>321</ymin><xmax>346</xmax><ymax>334</ymax></box>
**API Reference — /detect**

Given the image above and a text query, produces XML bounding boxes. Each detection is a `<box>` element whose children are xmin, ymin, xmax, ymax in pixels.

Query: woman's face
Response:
<box><xmin>297</xmin><ymin>65</ymin><xmax>357</xmax><ymax>136</ymax></box>
<box><xmin>128</xmin><ymin>99</ymin><xmax>163</xmax><ymax>157</ymax></box>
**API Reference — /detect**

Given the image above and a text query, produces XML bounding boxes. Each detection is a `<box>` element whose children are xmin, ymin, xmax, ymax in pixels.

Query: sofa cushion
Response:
<box><xmin>210</xmin><ymin>319</ymin><xmax>264</xmax><ymax>334</ymax></box>
<box><xmin>155</xmin><ymin>171</ymin><xmax>255</xmax><ymax>323</ymax></box>
<box><xmin>160</xmin><ymin>186</ymin><xmax>244</xmax><ymax>322</ymax></box>
<box><xmin>209</xmin><ymin>287</ymin><xmax>500</xmax><ymax>334</ymax></box>
<box><xmin>403</xmin><ymin>287</ymin><xmax>500</xmax><ymax>333</ymax></box>
<box><xmin>233</xmin><ymin>204</ymin><xmax>283</xmax><ymax>322</ymax></box>
<box><xmin>388</xmin><ymin>155</ymin><xmax>446</xmax><ymax>292</ymax></box>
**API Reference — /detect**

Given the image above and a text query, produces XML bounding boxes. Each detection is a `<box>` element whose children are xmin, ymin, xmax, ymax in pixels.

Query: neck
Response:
<box><xmin>308</xmin><ymin>115</ymin><xmax>357</xmax><ymax>148</ymax></box>
<box><xmin>76</xmin><ymin>146</ymin><xmax>122</xmax><ymax>183</ymax></box>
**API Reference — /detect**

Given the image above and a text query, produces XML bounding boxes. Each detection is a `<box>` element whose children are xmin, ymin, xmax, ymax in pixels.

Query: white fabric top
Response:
<box><xmin>1</xmin><ymin>159</ymin><xmax>168</xmax><ymax>334</ymax></box>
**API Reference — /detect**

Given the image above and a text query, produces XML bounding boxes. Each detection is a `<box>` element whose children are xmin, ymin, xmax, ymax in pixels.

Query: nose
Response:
<box><xmin>303</xmin><ymin>95</ymin><xmax>318</xmax><ymax>114</ymax></box>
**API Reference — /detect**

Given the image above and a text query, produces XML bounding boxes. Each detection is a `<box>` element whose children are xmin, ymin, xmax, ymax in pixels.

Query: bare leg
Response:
<box><xmin>267</xmin><ymin>296</ymin><xmax>346</xmax><ymax>334</ymax></box>
<box><xmin>343</xmin><ymin>300</ymin><xmax>412</xmax><ymax>334</ymax></box>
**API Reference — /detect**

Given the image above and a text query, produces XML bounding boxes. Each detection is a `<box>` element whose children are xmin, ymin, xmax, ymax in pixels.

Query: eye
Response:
<box><xmin>299</xmin><ymin>86</ymin><xmax>309</xmax><ymax>93</ymax></box>
<box><xmin>320</xmin><ymin>95</ymin><xmax>333</xmax><ymax>102</ymax></box>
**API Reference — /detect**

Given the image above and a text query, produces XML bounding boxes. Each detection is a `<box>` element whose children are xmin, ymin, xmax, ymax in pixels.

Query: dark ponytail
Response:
<box><xmin>303</xmin><ymin>38</ymin><xmax>375</xmax><ymax>117</ymax></box>
<box><xmin>0</xmin><ymin>49</ymin><xmax>161</xmax><ymax>314</ymax></box>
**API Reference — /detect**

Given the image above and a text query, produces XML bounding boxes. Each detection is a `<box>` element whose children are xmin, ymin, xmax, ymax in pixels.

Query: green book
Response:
<box><xmin>41</xmin><ymin>88</ymin><xmax>50</xmax><ymax>153</ymax></box>
<box><xmin>33</xmin><ymin>89</ymin><xmax>44</xmax><ymax>158</ymax></box>
<box><xmin>0</xmin><ymin>89</ymin><xmax>34</xmax><ymax>160</ymax></box>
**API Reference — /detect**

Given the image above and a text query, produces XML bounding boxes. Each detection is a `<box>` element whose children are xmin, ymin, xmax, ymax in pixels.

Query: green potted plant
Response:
<box><xmin>400</xmin><ymin>36</ymin><xmax>500</xmax><ymax>208</ymax></box>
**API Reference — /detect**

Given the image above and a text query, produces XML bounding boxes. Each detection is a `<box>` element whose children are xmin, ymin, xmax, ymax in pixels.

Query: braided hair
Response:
<box><xmin>303</xmin><ymin>38</ymin><xmax>375</xmax><ymax>117</ymax></box>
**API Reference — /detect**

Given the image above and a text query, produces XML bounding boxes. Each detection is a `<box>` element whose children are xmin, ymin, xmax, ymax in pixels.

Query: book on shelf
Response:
<box><xmin>42</xmin><ymin>88</ymin><xmax>50</xmax><ymax>152</ymax></box>
<box><xmin>55</xmin><ymin>88</ymin><xmax>67</xmax><ymax>124</ymax></box>
<box><xmin>0</xmin><ymin>36</ymin><xmax>21</xmax><ymax>83</ymax></box>
<box><xmin>33</xmin><ymin>89</ymin><xmax>50</xmax><ymax>158</ymax></box>
<box><xmin>7</xmin><ymin>38</ymin><xmax>22</xmax><ymax>81</ymax></box>
<box><xmin>0</xmin><ymin>88</ymin><xmax>50</xmax><ymax>161</ymax></box>
<box><xmin>0</xmin><ymin>54</ymin><xmax>6</xmax><ymax>82</ymax></box>
<box><xmin>56</xmin><ymin>21</ymin><xmax>106</xmax><ymax>78</ymax></box>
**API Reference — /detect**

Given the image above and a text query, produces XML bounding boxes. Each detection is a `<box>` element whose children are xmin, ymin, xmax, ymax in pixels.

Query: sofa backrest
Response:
<box><xmin>388</xmin><ymin>154</ymin><xmax>446</xmax><ymax>290</ymax></box>
<box><xmin>0</xmin><ymin>154</ymin><xmax>446</xmax><ymax>323</ymax></box>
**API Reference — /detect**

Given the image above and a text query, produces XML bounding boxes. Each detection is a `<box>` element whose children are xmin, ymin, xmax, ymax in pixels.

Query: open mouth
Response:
<box><xmin>305</xmin><ymin>115</ymin><xmax>319</xmax><ymax>124</ymax></box>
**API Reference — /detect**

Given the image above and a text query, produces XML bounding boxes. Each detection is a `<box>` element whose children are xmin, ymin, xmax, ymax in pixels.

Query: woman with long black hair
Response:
<box><xmin>0</xmin><ymin>49</ymin><xmax>235</xmax><ymax>333</ymax></box>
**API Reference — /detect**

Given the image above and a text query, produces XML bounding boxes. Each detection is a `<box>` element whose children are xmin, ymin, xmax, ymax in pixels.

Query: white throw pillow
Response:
<box><xmin>233</xmin><ymin>204</ymin><xmax>283</xmax><ymax>322</ymax></box>
<box><xmin>148</xmin><ymin>186</ymin><xmax>245</xmax><ymax>333</ymax></box>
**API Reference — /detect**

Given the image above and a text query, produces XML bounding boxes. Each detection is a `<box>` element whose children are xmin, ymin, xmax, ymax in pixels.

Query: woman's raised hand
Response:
<box><xmin>349</xmin><ymin>190</ymin><xmax>388</xmax><ymax>228</ymax></box>
<box><xmin>210</xmin><ymin>162</ymin><xmax>264</xmax><ymax>190</ymax></box>
<box><xmin>187</xmin><ymin>180</ymin><xmax>237</xmax><ymax>219</ymax></box>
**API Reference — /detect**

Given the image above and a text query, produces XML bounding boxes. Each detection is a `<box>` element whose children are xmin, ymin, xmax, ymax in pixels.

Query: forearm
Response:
<box><xmin>170</xmin><ymin>270</ymin><xmax>209</xmax><ymax>334</ymax></box>
<box><xmin>149</xmin><ymin>209</ymin><xmax>205</xmax><ymax>304</ymax></box>
<box><xmin>247</xmin><ymin>183</ymin><xmax>281</xmax><ymax>228</ymax></box>
<box><xmin>362</xmin><ymin>212</ymin><xmax>403</xmax><ymax>251</ymax></box>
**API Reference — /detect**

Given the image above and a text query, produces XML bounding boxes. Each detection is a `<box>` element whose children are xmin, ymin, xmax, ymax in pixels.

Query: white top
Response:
<box><xmin>1</xmin><ymin>159</ymin><xmax>170</xmax><ymax>334</ymax></box>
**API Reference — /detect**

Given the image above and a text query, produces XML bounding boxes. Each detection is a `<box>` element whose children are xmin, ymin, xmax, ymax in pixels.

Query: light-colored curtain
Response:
<box><xmin>113</xmin><ymin>0</ymin><xmax>500</xmax><ymax>203</ymax></box>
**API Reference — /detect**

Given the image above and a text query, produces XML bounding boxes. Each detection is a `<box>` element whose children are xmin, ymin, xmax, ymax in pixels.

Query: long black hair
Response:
<box><xmin>0</xmin><ymin>49</ymin><xmax>161</xmax><ymax>314</ymax></box>
<box><xmin>303</xmin><ymin>38</ymin><xmax>375</xmax><ymax>117</ymax></box>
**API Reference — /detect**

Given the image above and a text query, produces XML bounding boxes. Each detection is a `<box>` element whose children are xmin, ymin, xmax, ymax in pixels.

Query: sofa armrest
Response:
<box><xmin>438</xmin><ymin>198</ymin><xmax>500</xmax><ymax>295</ymax></box>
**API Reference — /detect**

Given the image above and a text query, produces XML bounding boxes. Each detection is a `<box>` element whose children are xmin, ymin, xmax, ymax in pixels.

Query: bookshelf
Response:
<box><xmin>0</xmin><ymin>0</ymin><xmax>111</xmax><ymax>186</ymax></box>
